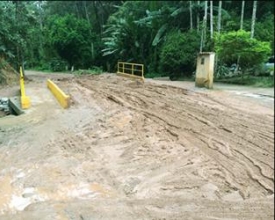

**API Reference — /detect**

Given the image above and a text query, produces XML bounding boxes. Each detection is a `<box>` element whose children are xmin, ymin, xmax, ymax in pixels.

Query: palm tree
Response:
<box><xmin>204</xmin><ymin>0</ymin><xmax>208</xmax><ymax>41</ymax></box>
<box><xmin>217</xmin><ymin>1</ymin><xmax>222</xmax><ymax>33</ymax></box>
<box><xmin>215</xmin><ymin>1</ymin><xmax>222</xmax><ymax>76</ymax></box>
<box><xmin>251</xmin><ymin>1</ymin><xmax>257</xmax><ymax>38</ymax></box>
<box><xmin>210</xmin><ymin>1</ymin><xmax>213</xmax><ymax>39</ymax></box>
<box><xmin>240</xmin><ymin>1</ymin><xmax>245</xmax><ymax>30</ymax></box>
<box><xmin>234</xmin><ymin>1</ymin><xmax>246</xmax><ymax>74</ymax></box>
<box><xmin>189</xmin><ymin>1</ymin><xmax>193</xmax><ymax>30</ymax></box>
<box><xmin>197</xmin><ymin>1</ymin><xmax>200</xmax><ymax>33</ymax></box>
<box><xmin>200</xmin><ymin>0</ymin><xmax>208</xmax><ymax>52</ymax></box>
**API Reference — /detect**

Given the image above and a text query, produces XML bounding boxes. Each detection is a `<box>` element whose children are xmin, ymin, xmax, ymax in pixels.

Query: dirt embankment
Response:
<box><xmin>0</xmin><ymin>73</ymin><xmax>274</xmax><ymax>219</ymax></box>
<box><xmin>0</xmin><ymin>58</ymin><xmax>18</xmax><ymax>85</ymax></box>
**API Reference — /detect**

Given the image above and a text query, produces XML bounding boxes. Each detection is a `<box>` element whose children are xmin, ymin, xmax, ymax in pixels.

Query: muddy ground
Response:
<box><xmin>0</xmin><ymin>71</ymin><xmax>274</xmax><ymax>219</ymax></box>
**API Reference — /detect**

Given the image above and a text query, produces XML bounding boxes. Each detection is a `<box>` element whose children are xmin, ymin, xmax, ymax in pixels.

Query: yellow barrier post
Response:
<box><xmin>47</xmin><ymin>79</ymin><xmax>70</xmax><ymax>109</ymax></box>
<box><xmin>20</xmin><ymin>66</ymin><xmax>31</xmax><ymax>109</ymax></box>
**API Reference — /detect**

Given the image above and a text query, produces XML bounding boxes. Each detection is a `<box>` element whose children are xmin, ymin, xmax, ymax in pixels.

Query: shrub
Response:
<box><xmin>49</xmin><ymin>59</ymin><xmax>69</xmax><ymax>72</ymax></box>
<box><xmin>160</xmin><ymin>30</ymin><xmax>200</xmax><ymax>80</ymax></box>
<box><xmin>214</xmin><ymin>30</ymin><xmax>271</xmax><ymax>72</ymax></box>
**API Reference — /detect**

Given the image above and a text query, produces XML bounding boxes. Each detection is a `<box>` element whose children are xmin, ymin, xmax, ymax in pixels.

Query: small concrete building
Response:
<box><xmin>195</xmin><ymin>52</ymin><xmax>215</xmax><ymax>89</ymax></box>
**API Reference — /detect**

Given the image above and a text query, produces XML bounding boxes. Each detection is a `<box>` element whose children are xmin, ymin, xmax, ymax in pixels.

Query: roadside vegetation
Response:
<box><xmin>0</xmin><ymin>1</ymin><xmax>274</xmax><ymax>87</ymax></box>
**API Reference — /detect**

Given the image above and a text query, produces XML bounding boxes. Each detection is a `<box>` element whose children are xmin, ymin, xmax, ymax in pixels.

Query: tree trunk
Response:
<box><xmin>203</xmin><ymin>1</ymin><xmax>208</xmax><ymax>46</ymax></box>
<box><xmin>14</xmin><ymin>1</ymin><xmax>24</xmax><ymax>74</ymax></box>
<box><xmin>210</xmin><ymin>1</ymin><xmax>213</xmax><ymax>39</ymax></box>
<box><xmin>74</xmin><ymin>2</ymin><xmax>80</xmax><ymax>19</ymax></box>
<box><xmin>37</xmin><ymin>1</ymin><xmax>44</xmax><ymax>62</ymax></box>
<box><xmin>200</xmin><ymin>0</ymin><xmax>208</xmax><ymax>52</ymax></box>
<box><xmin>240</xmin><ymin>1</ymin><xmax>245</xmax><ymax>30</ymax></box>
<box><xmin>189</xmin><ymin>1</ymin><xmax>193</xmax><ymax>30</ymax></box>
<box><xmin>236</xmin><ymin>1</ymin><xmax>246</xmax><ymax>75</ymax></box>
<box><xmin>251</xmin><ymin>0</ymin><xmax>257</xmax><ymax>38</ymax></box>
<box><xmin>83</xmin><ymin>1</ymin><xmax>95</xmax><ymax>60</ymax></box>
<box><xmin>93</xmin><ymin>1</ymin><xmax>102</xmax><ymax>36</ymax></box>
<box><xmin>217</xmin><ymin>1</ymin><xmax>222</xmax><ymax>33</ymax></box>
<box><xmin>84</xmin><ymin>1</ymin><xmax>91</xmax><ymax>25</ymax></box>
<box><xmin>15</xmin><ymin>1</ymin><xmax>20</xmax><ymax>72</ymax></box>
<box><xmin>215</xmin><ymin>1</ymin><xmax>222</xmax><ymax>79</ymax></box>
<box><xmin>197</xmin><ymin>1</ymin><xmax>200</xmax><ymax>33</ymax></box>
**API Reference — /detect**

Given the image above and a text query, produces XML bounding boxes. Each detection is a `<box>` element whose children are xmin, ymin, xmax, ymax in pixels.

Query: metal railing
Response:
<box><xmin>117</xmin><ymin>62</ymin><xmax>144</xmax><ymax>81</ymax></box>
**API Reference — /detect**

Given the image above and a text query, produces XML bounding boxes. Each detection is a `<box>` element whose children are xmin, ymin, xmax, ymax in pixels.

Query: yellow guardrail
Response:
<box><xmin>117</xmin><ymin>62</ymin><xmax>144</xmax><ymax>81</ymax></box>
<box><xmin>47</xmin><ymin>79</ymin><xmax>70</xmax><ymax>109</ymax></box>
<box><xmin>20</xmin><ymin>66</ymin><xmax>31</xmax><ymax>109</ymax></box>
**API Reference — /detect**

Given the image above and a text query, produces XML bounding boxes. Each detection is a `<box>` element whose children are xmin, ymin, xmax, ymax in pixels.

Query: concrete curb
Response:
<box><xmin>9</xmin><ymin>96</ymin><xmax>24</xmax><ymax>115</ymax></box>
<box><xmin>47</xmin><ymin>79</ymin><xmax>70</xmax><ymax>109</ymax></box>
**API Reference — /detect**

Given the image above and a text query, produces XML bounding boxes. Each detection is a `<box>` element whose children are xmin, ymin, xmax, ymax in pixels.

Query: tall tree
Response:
<box><xmin>210</xmin><ymin>1</ymin><xmax>213</xmax><ymax>39</ymax></box>
<box><xmin>204</xmin><ymin>0</ymin><xmax>208</xmax><ymax>41</ymax></box>
<box><xmin>189</xmin><ymin>1</ymin><xmax>193</xmax><ymax>30</ymax></box>
<box><xmin>217</xmin><ymin>1</ymin><xmax>222</xmax><ymax>33</ymax></box>
<box><xmin>235</xmin><ymin>1</ymin><xmax>247</xmax><ymax>73</ymax></box>
<box><xmin>14</xmin><ymin>1</ymin><xmax>23</xmax><ymax>72</ymax></box>
<box><xmin>200</xmin><ymin>0</ymin><xmax>208</xmax><ymax>52</ymax></box>
<box><xmin>215</xmin><ymin>0</ymin><xmax>222</xmax><ymax>76</ymax></box>
<box><xmin>251</xmin><ymin>1</ymin><xmax>257</xmax><ymax>38</ymax></box>
<box><xmin>240</xmin><ymin>1</ymin><xmax>245</xmax><ymax>30</ymax></box>
<box><xmin>197</xmin><ymin>1</ymin><xmax>200</xmax><ymax>33</ymax></box>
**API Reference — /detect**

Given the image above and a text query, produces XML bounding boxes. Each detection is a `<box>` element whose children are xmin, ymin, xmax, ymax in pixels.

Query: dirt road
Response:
<box><xmin>0</xmin><ymin>71</ymin><xmax>274</xmax><ymax>219</ymax></box>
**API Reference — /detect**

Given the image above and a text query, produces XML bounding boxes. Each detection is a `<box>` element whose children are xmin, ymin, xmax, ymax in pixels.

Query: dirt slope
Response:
<box><xmin>0</xmin><ymin>73</ymin><xmax>274</xmax><ymax>219</ymax></box>
<box><xmin>0</xmin><ymin>58</ymin><xmax>18</xmax><ymax>85</ymax></box>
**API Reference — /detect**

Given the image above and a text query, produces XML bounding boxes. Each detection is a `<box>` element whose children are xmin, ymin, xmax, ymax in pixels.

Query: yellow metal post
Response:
<box><xmin>20</xmin><ymin>66</ymin><xmax>31</xmax><ymax>109</ymax></box>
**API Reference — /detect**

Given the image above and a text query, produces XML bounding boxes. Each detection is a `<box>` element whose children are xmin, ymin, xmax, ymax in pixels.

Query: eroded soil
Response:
<box><xmin>0</xmin><ymin>72</ymin><xmax>274</xmax><ymax>219</ymax></box>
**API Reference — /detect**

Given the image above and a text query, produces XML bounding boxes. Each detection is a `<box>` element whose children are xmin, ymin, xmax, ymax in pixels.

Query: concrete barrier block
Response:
<box><xmin>47</xmin><ymin>79</ymin><xmax>70</xmax><ymax>109</ymax></box>
<box><xmin>9</xmin><ymin>96</ymin><xmax>24</xmax><ymax>115</ymax></box>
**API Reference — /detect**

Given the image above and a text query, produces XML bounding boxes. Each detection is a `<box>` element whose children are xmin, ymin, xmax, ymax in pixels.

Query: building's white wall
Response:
<box><xmin>195</xmin><ymin>53</ymin><xmax>215</xmax><ymax>89</ymax></box>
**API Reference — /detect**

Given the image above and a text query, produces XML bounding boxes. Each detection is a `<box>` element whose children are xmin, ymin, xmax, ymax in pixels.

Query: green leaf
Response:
<box><xmin>152</xmin><ymin>24</ymin><xmax>168</xmax><ymax>46</ymax></box>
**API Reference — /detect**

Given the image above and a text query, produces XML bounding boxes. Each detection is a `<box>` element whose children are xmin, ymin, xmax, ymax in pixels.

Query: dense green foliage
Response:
<box><xmin>0</xmin><ymin>1</ymin><xmax>274</xmax><ymax>86</ymax></box>
<box><xmin>160</xmin><ymin>30</ymin><xmax>200</xmax><ymax>80</ymax></box>
<box><xmin>214</xmin><ymin>30</ymin><xmax>271</xmax><ymax>70</ymax></box>
<box><xmin>46</xmin><ymin>14</ymin><xmax>94</xmax><ymax>68</ymax></box>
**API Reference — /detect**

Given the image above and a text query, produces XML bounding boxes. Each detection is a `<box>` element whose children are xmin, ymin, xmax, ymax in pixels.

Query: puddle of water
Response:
<box><xmin>232</xmin><ymin>91</ymin><xmax>274</xmax><ymax>100</ymax></box>
<box><xmin>0</xmin><ymin>175</ymin><xmax>15</xmax><ymax>214</ymax></box>
<box><xmin>10</xmin><ymin>195</ymin><xmax>32</xmax><ymax>211</ymax></box>
<box><xmin>0</xmin><ymin>167</ymin><xmax>110</xmax><ymax>214</ymax></box>
<box><xmin>222</xmin><ymin>190</ymin><xmax>244</xmax><ymax>202</ymax></box>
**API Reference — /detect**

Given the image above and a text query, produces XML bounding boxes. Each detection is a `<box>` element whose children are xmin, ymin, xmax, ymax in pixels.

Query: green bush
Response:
<box><xmin>46</xmin><ymin>14</ymin><xmax>95</xmax><ymax>68</ymax></box>
<box><xmin>214</xmin><ymin>30</ymin><xmax>271</xmax><ymax>71</ymax></box>
<box><xmin>144</xmin><ymin>72</ymin><xmax>163</xmax><ymax>78</ymax></box>
<box><xmin>49</xmin><ymin>59</ymin><xmax>69</xmax><ymax>72</ymax></box>
<box><xmin>75</xmin><ymin>66</ymin><xmax>103</xmax><ymax>75</ymax></box>
<box><xmin>160</xmin><ymin>30</ymin><xmax>200</xmax><ymax>80</ymax></box>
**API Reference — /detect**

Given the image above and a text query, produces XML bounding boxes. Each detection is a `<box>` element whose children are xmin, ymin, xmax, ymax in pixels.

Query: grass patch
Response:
<box><xmin>28</xmin><ymin>68</ymin><xmax>52</xmax><ymax>73</ymax></box>
<box><xmin>215</xmin><ymin>75</ymin><xmax>274</xmax><ymax>88</ymax></box>
<box><xmin>75</xmin><ymin>66</ymin><xmax>103</xmax><ymax>76</ymax></box>
<box><xmin>144</xmin><ymin>72</ymin><xmax>195</xmax><ymax>82</ymax></box>
<box><xmin>144</xmin><ymin>72</ymin><xmax>164</xmax><ymax>78</ymax></box>
<box><xmin>177</xmin><ymin>76</ymin><xmax>195</xmax><ymax>82</ymax></box>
